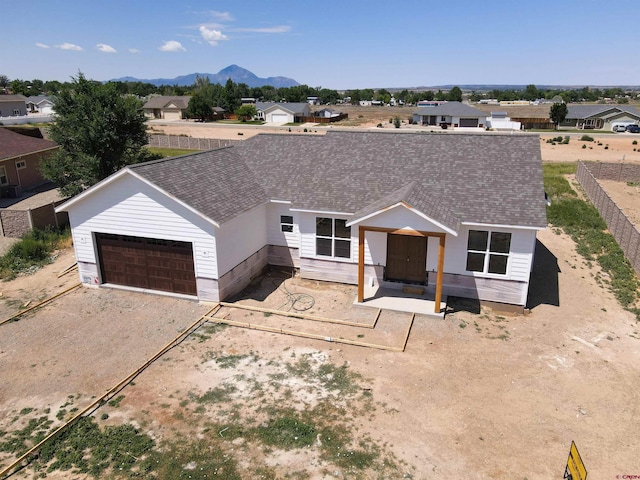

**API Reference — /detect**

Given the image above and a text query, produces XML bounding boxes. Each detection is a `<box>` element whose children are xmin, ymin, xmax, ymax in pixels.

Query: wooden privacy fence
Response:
<box><xmin>576</xmin><ymin>161</ymin><xmax>640</xmax><ymax>276</ymax></box>
<box><xmin>0</xmin><ymin>201</ymin><xmax>69</xmax><ymax>238</ymax></box>
<box><xmin>148</xmin><ymin>135</ymin><xmax>242</xmax><ymax>150</ymax></box>
<box><xmin>298</xmin><ymin>113</ymin><xmax>349</xmax><ymax>124</ymax></box>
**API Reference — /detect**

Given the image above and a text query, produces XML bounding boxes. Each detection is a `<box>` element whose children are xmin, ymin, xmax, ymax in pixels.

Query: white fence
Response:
<box><xmin>0</xmin><ymin>114</ymin><xmax>54</xmax><ymax>125</ymax></box>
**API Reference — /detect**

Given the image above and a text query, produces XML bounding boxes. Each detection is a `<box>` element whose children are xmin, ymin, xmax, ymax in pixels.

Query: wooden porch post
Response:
<box><xmin>434</xmin><ymin>234</ymin><xmax>445</xmax><ymax>314</ymax></box>
<box><xmin>358</xmin><ymin>226</ymin><xmax>365</xmax><ymax>303</ymax></box>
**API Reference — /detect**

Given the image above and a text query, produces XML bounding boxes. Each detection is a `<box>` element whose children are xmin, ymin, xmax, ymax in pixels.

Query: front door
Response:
<box><xmin>386</xmin><ymin>234</ymin><xmax>427</xmax><ymax>284</ymax></box>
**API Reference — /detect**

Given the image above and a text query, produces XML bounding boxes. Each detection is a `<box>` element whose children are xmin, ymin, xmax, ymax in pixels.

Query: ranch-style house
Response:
<box><xmin>57</xmin><ymin>131</ymin><xmax>547</xmax><ymax>314</ymax></box>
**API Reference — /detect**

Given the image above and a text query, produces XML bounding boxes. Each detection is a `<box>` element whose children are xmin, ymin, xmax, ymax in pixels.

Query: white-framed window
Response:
<box><xmin>12</xmin><ymin>109</ymin><xmax>20</xmax><ymax>116</ymax></box>
<box><xmin>0</xmin><ymin>166</ymin><xmax>8</xmax><ymax>185</ymax></box>
<box><xmin>466</xmin><ymin>230</ymin><xmax>511</xmax><ymax>275</ymax></box>
<box><xmin>316</xmin><ymin>217</ymin><xmax>351</xmax><ymax>258</ymax></box>
<box><xmin>280</xmin><ymin>215</ymin><xmax>294</xmax><ymax>233</ymax></box>
<box><xmin>16</xmin><ymin>160</ymin><xmax>26</xmax><ymax>170</ymax></box>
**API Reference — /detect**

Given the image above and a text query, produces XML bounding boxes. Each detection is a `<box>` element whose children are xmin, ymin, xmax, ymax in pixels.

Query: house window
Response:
<box><xmin>13</xmin><ymin>109</ymin><xmax>20</xmax><ymax>116</ymax></box>
<box><xmin>280</xmin><ymin>215</ymin><xmax>294</xmax><ymax>233</ymax></box>
<box><xmin>0</xmin><ymin>166</ymin><xmax>8</xmax><ymax>185</ymax></box>
<box><xmin>441</xmin><ymin>116</ymin><xmax>446</xmax><ymax>122</ymax></box>
<box><xmin>466</xmin><ymin>230</ymin><xmax>511</xmax><ymax>275</ymax></box>
<box><xmin>16</xmin><ymin>160</ymin><xmax>26</xmax><ymax>170</ymax></box>
<box><xmin>316</xmin><ymin>217</ymin><xmax>351</xmax><ymax>258</ymax></box>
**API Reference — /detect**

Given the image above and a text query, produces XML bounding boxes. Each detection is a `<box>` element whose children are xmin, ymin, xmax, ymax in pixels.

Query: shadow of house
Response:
<box><xmin>526</xmin><ymin>239</ymin><xmax>560</xmax><ymax>309</ymax></box>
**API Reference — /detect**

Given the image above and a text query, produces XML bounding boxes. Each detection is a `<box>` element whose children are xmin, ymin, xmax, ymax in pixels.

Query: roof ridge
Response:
<box><xmin>129</xmin><ymin>144</ymin><xmax>236</xmax><ymax>170</ymax></box>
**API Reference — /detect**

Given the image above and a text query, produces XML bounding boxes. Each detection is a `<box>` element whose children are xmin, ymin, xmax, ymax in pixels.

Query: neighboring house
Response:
<box><xmin>561</xmin><ymin>104</ymin><xmax>640</xmax><ymax>130</ymax></box>
<box><xmin>212</xmin><ymin>106</ymin><xmax>226</xmax><ymax>120</ymax></box>
<box><xmin>0</xmin><ymin>128</ymin><xmax>57</xmax><ymax>196</ymax></box>
<box><xmin>25</xmin><ymin>96</ymin><xmax>55</xmax><ymax>114</ymax></box>
<box><xmin>0</xmin><ymin>95</ymin><xmax>27</xmax><ymax>117</ymax></box>
<box><xmin>412</xmin><ymin>102</ymin><xmax>487</xmax><ymax>128</ymax></box>
<box><xmin>255</xmin><ymin>102</ymin><xmax>311</xmax><ymax>123</ymax></box>
<box><xmin>143</xmin><ymin>96</ymin><xmax>191</xmax><ymax>120</ymax></box>
<box><xmin>486</xmin><ymin>112</ymin><xmax>522</xmax><ymax>131</ymax></box>
<box><xmin>57</xmin><ymin>131</ymin><xmax>546</xmax><ymax>314</ymax></box>
<box><xmin>307</xmin><ymin>96</ymin><xmax>320</xmax><ymax>105</ymax></box>
<box><xmin>314</xmin><ymin>108</ymin><xmax>341</xmax><ymax>118</ymax></box>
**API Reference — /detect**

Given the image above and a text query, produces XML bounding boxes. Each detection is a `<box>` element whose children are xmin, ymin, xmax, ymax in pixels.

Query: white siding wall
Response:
<box><xmin>299</xmin><ymin>212</ymin><xmax>357</xmax><ymax>263</ymax></box>
<box><xmin>67</xmin><ymin>174</ymin><xmax>218</xmax><ymax>280</ymax></box>
<box><xmin>443</xmin><ymin>225</ymin><xmax>537</xmax><ymax>282</ymax></box>
<box><xmin>266</xmin><ymin>203</ymin><xmax>299</xmax><ymax>248</ymax></box>
<box><xmin>215</xmin><ymin>204</ymin><xmax>268</xmax><ymax>276</ymax></box>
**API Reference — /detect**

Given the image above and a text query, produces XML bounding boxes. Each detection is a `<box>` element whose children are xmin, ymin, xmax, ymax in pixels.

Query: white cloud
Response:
<box><xmin>97</xmin><ymin>44</ymin><xmax>117</xmax><ymax>53</ymax></box>
<box><xmin>129</xmin><ymin>48</ymin><xmax>141</xmax><ymax>54</ymax></box>
<box><xmin>56</xmin><ymin>43</ymin><xmax>83</xmax><ymax>51</ymax></box>
<box><xmin>199</xmin><ymin>26</ymin><xmax>228</xmax><ymax>46</ymax></box>
<box><xmin>35</xmin><ymin>42</ymin><xmax>50</xmax><ymax>49</ymax></box>
<box><xmin>233</xmin><ymin>25</ymin><xmax>291</xmax><ymax>34</ymax></box>
<box><xmin>209</xmin><ymin>10</ymin><xmax>233</xmax><ymax>22</ymax></box>
<box><xmin>159</xmin><ymin>40</ymin><xmax>186</xmax><ymax>52</ymax></box>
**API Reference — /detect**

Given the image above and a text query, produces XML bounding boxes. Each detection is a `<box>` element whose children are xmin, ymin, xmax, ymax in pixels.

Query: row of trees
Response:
<box><xmin>3</xmin><ymin>72</ymin><xmax>635</xmax><ymax>108</ymax></box>
<box><xmin>469</xmin><ymin>84</ymin><xmax>631</xmax><ymax>104</ymax></box>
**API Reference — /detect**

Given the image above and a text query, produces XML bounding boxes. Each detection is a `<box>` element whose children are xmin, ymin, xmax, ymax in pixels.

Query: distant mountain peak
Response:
<box><xmin>111</xmin><ymin>65</ymin><xmax>299</xmax><ymax>88</ymax></box>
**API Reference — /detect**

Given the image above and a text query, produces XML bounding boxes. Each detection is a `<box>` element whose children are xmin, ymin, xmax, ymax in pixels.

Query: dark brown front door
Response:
<box><xmin>386</xmin><ymin>234</ymin><xmax>427</xmax><ymax>284</ymax></box>
<box><xmin>96</xmin><ymin>233</ymin><xmax>197</xmax><ymax>296</ymax></box>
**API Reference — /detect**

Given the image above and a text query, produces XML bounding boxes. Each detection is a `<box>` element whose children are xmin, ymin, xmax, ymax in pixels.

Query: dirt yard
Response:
<box><xmin>0</xmin><ymin>225</ymin><xmax>639</xmax><ymax>479</ymax></box>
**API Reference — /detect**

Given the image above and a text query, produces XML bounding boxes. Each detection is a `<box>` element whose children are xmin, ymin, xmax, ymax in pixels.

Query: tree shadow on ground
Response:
<box><xmin>527</xmin><ymin>239</ymin><xmax>560</xmax><ymax>309</ymax></box>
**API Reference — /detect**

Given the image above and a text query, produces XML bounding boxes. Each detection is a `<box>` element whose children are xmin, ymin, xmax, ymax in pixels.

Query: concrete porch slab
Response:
<box><xmin>354</xmin><ymin>285</ymin><xmax>446</xmax><ymax>318</ymax></box>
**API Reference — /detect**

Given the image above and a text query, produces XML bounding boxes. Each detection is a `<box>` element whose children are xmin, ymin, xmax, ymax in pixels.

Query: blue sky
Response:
<box><xmin>2</xmin><ymin>0</ymin><xmax>639</xmax><ymax>89</ymax></box>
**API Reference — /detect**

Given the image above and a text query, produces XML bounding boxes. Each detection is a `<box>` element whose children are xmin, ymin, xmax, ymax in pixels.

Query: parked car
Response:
<box><xmin>613</xmin><ymin>124</ymin><xmax>629</xmax><ymax>132</ymax></box>
<box><xmin>626</xmin><ymin>124</ymin><xmax>640</xmax><ymax>133</ymax></box>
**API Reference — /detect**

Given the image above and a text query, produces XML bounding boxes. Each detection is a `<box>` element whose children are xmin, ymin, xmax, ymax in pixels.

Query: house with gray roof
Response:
<box><xmin>255</xmin><ymin>102</ymin><xmax>311</xmax><ymax>123</ymax></box>
<box><xmin>143</xmin><ymin>95</ymin><xmax>191</xmax><ymax>120</ymax></box>
<box><xmin>412</xmin><ymin>101</ymin><xmax>488</xmax><ymax>129</ymax></box>
<box><xmin>561</xmin><ymin>104</ymin><xmax>640</xmax><ymax>130</ymax></box>
<box><xmin>56</xmin><ymin>131</ymin><xmax>546</xmax><ymax>314</ymax></box>
<box><xmin>0</xmin><ymin>95</ymin><xmax>27</xmax><ymax>118</ymax></box>
<box><xmin>25</xmin><ymin>96</ymin><xmax>55</xmax><ymax>114</ymax></box>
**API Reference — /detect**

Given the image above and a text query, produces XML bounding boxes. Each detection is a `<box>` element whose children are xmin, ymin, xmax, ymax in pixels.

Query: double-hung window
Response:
<box><xmin>316</xmin><ymin>217</ymin><xmax>351</xmax><ymax>258</ymax></box>
<box><xmin>466</xmin><ymin>230</ymin><xmax>511</xmax><ymax>275</ymax></box>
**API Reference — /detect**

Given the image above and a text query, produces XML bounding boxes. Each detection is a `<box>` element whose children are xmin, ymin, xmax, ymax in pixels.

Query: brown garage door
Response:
<box><xmin>459</xmin><ymin>118</ymin><xmax>479</xmax><ymax>127</ymax></box>
<box><xmin>96</xmin><ymin>233</ymin><xmax>197</xmax><ymax>296</ymax></box>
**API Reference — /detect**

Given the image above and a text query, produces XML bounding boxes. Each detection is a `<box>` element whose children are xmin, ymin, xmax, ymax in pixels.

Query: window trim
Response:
<box><xmin>465</xmin><ymin>229</ymin><xmax>511</xmax><ymax>276</ymax></box>
<box><xmin>16</xmin><ymin>160</ymin><xmax>26</xmax><ymax>170</ymax></box>
<box><xmin>315</xmin><ymin>216</ymin><xmax>352</xmax><ymax>260</ymax></box>
<box><xmin>0</xmin><ymin>166</ymin><xmax>8</xmax><ymax>186</ymax></box>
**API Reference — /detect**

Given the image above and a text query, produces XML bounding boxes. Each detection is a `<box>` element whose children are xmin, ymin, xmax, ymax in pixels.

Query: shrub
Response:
<box><xmin>582</xmin><ymin>144</ymin><xmax>587</xmax><ymax>149</ymax></box>
<box><xmin>580</xmin><ymin>135</ymin><xmax>594</xmax><ymax>142</ymax></box>
<box><xmin>0</xmin><ymin>227</ymin><xmax>70</xmax><ymax>278</ymax></box>
<box><xmin>393</xmin><ymin>116</ymin><xmax>401</xmax><ymax>128</ymax></box>
<box><xmin>562</xmin><ymin>136</ymin><xmax>570</xmax><ymax>144</ymax></box>
<box><xmin>389</xmin><ymin>118</ymin><xmax>393</xmax><ymax>123</ymax></box>
<box><xmin>303</xmin><ymin>128</ymin><xmax>307</xmax><ymax>132</ymax></box>
<box><xmin>633</xmin><ymin>140</ymin><xmax>638</xmax><ymax>145</ymax></box>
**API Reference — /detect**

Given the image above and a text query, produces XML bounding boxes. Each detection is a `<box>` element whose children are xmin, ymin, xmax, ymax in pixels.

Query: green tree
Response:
<box><xmin>549</xmin><ymin>102</ymin><xmax>568</xmax><ymax>130</ymax></box>
<box><xmin>187</xmin><ymin>76</ymin><xmax>215</xmax><ymax>121</ymax></box>
<box><xmin>523</xmin><ymin>84</ymin><xmax>539</xmax><ymax>101</ymax></box>
<box><xmin>40</xmin><ymin>72</ymin><xmax>155</xmax><ymax>196</ymax></box>
<box><xmin>447</xmin><ymin>86</ymin><xmax>463</xmax><ymax>102</ymax></box>
<box><xmin>435</xmin><ymin>89</ymin><xmax>446</xmax><ymax>101</ymax></box>
<box><xmin>235</xmin><ymin>104</ymin><xmax>257</xmax><ymax>121</ymax></box>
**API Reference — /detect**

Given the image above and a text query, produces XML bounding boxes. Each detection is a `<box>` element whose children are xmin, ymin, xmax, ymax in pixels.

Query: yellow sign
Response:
<box><xmin>564</xmin><ymin>441</ymin><xmax>587</xmax><ymax>480</ymax></box>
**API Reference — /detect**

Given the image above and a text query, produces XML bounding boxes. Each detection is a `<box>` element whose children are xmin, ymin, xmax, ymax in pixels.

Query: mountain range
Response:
<box><xmin>112</xmin><ymin>65</ymin><xmax>300</xmax><ymax>88</ymax></box>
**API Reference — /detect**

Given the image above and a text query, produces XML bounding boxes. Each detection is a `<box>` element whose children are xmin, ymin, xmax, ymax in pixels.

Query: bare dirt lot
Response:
<box><xmin>1</xmin><ymin>225</ymin><xmax>639</xmax><ymax>479</ymax></box>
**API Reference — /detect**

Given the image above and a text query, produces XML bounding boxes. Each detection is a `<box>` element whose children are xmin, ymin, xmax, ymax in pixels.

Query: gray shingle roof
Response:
<box><xmin>255</xmin><ymin>102</ymin><xmax>308</xmax><ymax>114</ymax></box>
<box><xmin>567</xmin><ymin>104</ymin><xmax>640</xmax><ymax>119</ymax></box>
<box><xmin>413</xmin><ymin>101</ymin><xmax>488</xmax><ymax>117</ymax></box>
<box><xmin>128</xmin><ymin>131</ymin><xmax>547</xmax><ymax>230</ymax></box>
<box><xmin>127</xmin><ymin>131</ymin><xmax>547</xmax><ymax>231</ymax></box>
<box><xmin>130</xmin><ymin>147</ymin><xmax>268</xmax><ymax>224</ymax></box>
<box><xmin>238</xmin><ymin>131</ymin><xmax>546</xmax><ymax>229</ymax></box>
<box><xmin>143</xmin><ymin>96</ymin><xmax>191</xmax><ymax>109</ymax></box>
